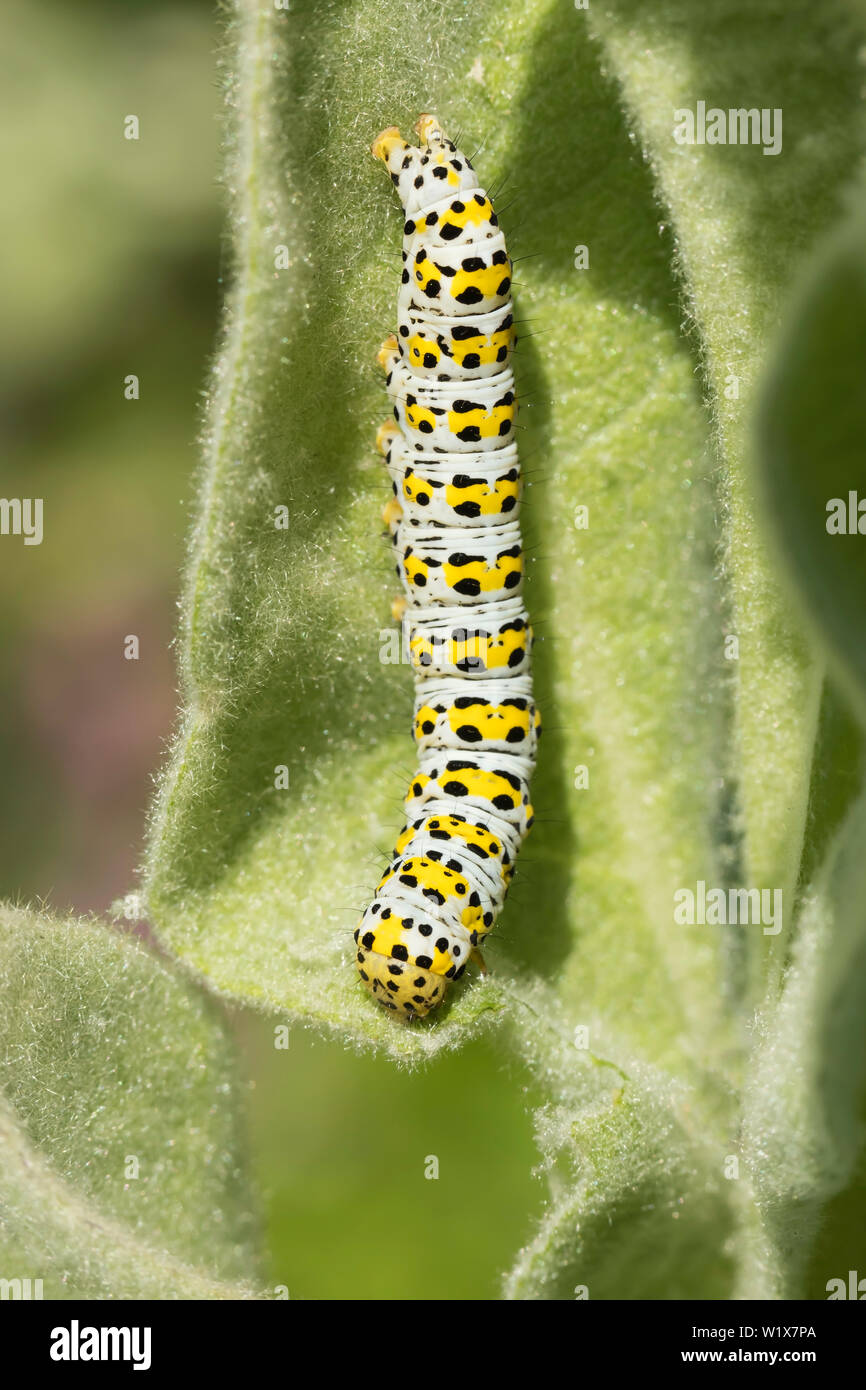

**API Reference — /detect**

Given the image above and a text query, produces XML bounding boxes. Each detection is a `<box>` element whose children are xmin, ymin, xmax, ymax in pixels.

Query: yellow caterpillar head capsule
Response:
<box><xmin>355</xmin><ymin>946</ymin><xmax>447</xmax><ymax>1019</ymax></box>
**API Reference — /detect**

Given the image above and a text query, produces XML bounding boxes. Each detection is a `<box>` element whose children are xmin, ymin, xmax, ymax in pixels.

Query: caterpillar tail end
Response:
<box><xmin>355</xmin><ymin>948</ymin><xmax>448</xmax><ymax>1020</ymax></box>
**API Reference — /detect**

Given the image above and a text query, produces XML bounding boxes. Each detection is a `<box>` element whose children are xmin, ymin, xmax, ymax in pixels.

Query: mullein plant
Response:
<box><xmin>3</xmin><ymin>0</ymin><xmax>866</xmax><ymax>1299</ymax></box>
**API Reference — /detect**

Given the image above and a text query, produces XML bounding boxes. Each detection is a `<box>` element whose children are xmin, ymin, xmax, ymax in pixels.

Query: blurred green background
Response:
<box><xmin>0</xmin><ymin>0</ymin><xmax>544</xmax><ymax>1298</ymax></box>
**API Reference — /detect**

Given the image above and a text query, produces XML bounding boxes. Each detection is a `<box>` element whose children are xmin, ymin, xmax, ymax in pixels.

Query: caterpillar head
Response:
<box><xmin>354</xmin><ymin>945</ymin><xmax>447</xmax><ymax>1019</ymax></box>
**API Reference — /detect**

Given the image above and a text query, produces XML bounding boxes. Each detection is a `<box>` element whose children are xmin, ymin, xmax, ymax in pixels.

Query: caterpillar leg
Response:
<box><xmin>391</xmin><ymin>595</ymin><xmax>408</xmax><ymax>623</ymax></box>
<box><xmin>470</xmin><ymin>946</ymin><xmax>490</xmax><ymax>977</ymax></box>
<box><xmin>376</xmin><ymin>420</ymin><xmax>400</xmax><ymax>455</ymax></box>
<box><xmin>377</xmin><ymin>333</ymin><xmax>399</xmax><ymax>371</ymax></box>
<box><xmin>382</xmin><ymin>498</ymin><xmax>402</xmax><ymax>533</ymax></box>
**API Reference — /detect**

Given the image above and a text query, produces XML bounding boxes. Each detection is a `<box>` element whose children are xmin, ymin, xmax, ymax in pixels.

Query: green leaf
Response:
<box><xmin>585</xmin><ymin>0</ymin><xmax>866</xmax><ymax>999</ymax></box>
<box><xmin>735</xmin><ymin>201</ymin><xmax>866</xmax><ymax>1297</ymax></box>
<box><xmin>503</xmin><ymin>760</ymin><xmax>866</xmax><ymax>1300</ymax></box>
<box><xmin>138</xmin><ymin>0</ymin><xmax>866</xmax><ymax>1298</ymax></box>
<box><xmin>145</xmin><ymin>0</ymin><xmax>734</xmax><ymax>1072</ymax></box>
<box><xmin>758</xmin><ymin>200</ymin><xmax>866</xmax><ymax>721</ymax></box>
<box><xmin>504</xmin><ymin>1085</ymin><xmax>735</xmax><ymax>1301</ymax></box>
<box><xmin>501</xmin><ymin>987</ymin><xmax>736</xmax><ymax>1300</ymax></box>
<box><xmin>0</xmin><ymin>903</ymin><xmax>264</xmax><ymax>1299</ymax></box>
<box><xmin>736</xmin><ymin>791</ymin><xmax>866</xmax><ymax>1296</ymax></box>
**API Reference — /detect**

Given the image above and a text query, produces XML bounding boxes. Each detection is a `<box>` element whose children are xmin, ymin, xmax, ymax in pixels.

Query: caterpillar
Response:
<box><xmin>354</xmin><ymin>114</ymin><xmax>539</xmax><ymax>1019</ymax></box>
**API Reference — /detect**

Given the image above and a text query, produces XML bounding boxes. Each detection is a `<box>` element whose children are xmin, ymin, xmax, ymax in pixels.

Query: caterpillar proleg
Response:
<box><xmin>355</xmin><ymin>115</ymin><xmax>539</xmax><ymax>1018</ymax></box>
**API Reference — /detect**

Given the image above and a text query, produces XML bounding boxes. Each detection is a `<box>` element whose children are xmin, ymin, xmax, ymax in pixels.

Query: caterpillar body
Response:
<box><xmin>355</xmin><ymin>114</ymin><xmax>539</xmax><ymax>1019</ymax></box>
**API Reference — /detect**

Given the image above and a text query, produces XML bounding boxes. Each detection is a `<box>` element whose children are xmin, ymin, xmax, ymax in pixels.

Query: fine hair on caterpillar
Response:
<box><xmin>354</xmin><ymin>114</ymin><xmax>540</xmax><ymax>1020</ymax></box>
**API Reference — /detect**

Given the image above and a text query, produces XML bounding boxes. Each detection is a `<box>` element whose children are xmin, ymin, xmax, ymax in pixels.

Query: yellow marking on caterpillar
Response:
<box><xmin>402</xmin><ymin>472</ymin><xmax>439</xmax><ymax>505</ymax></box>
<box><xmin>485</xmin><ymin>624</ymin><xmax>529</xmax><ymax>668</ymax></box>
<box><xmin>414</xmin><ymin>702</ymin><xmax>441</xmax><ymax>737</ymax></box>
<box><xmin>444</xmin><ymin>474</ymin><xmax>519</xmax><ymax>515</ymax></box>
<box><xmin>403</xmin><ymin>552</ymin><xmax>429</xmax><ymax>587</ymax></box>
<box><xmin>428</xmin><ymin>815</ymin><xmax>502</xmax><ymax>858</ymax></box>
<box><xmin>453</xmin><ymin>324</ymin><xmax>515</xmax><ymax>367</ymax></box>
<box><xmin>446</xmin><ymin>400</ymin><xmax>514</xmax><ymax>440</ymax></box>
<box><xmin>409</xmin><ymin>623</ymin><xmax>529</xmax><ymax>671</ymax></box>
<box><xmin>418</xmin><ymin>196</ymin><xmax>493</xmax><ymax>237</ymax></box>
<box><xmin>442</xmin><ymin>549</ymin><xmax>522</xmax><ymax>594</ymax></box>
<box><xmin>365</xmin><ymin>913</ymin><xmax>412</xmax><ymax>957</ymax></box>
<box><xmin>407</xmin><ymin>333</ymin><xmax>441</xmax><ymax>368</ymax></box>
<box><xmin>378</xmin><ymin>855</ymin><xmax>484</xmax><ymax>933</ymax></box>
<box><xmin>395</xmin><ymin>813</ymin><xmax>503</xmax><ymax>862</ymax></box>
<box><xmin>444</xmin><ymin>701</ymin><xmax>531</xmax><ymax>743</ymax></box>
<box><xmin>431</xmin><ymin>940</ymin><xmax>455</xmax><ymax>972</ymax></box>
<box><xmin>410</xmin><ymin>632</ymin><xmax>481</xmax><ymax>669</ymax></box>
<box><xmin>405</xmin><ymin>399</ymin><xmax>438</xmax><ymax>434</ymax></box>
<box><xmin>394</xmin><ymin>823</ymin><xmax>416</xmax><ymax>856</ymax></box>
<box><xmin>451</xmin><ymin>260</ymin><xmax>510</xmax><ymax>303</ymax></box>
<box><xmin>406</xmin><ymin>322</ymin><xmax>512</xmax><ymax>373</ymax></box>
<box><xmin>412</xmin><ymin>255</ymin><xmax>440</xmax><ymax>296</ymax></box>
<box><xmin>432</xmin><ymin>764</ymin><xmax>522</xmax><ymax>810</ymax></box>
